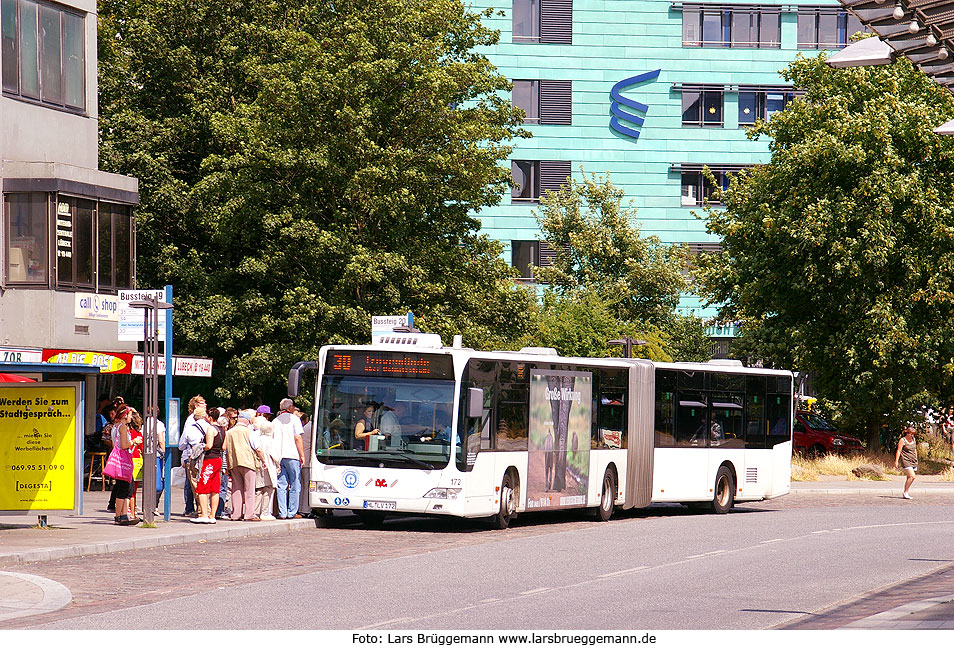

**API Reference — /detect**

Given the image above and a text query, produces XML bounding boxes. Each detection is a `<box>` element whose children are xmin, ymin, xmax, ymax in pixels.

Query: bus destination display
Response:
<box><xmin>325</xmin><ymin>351</ymin><xmax>454</xmax><ymax>379</ymax></box>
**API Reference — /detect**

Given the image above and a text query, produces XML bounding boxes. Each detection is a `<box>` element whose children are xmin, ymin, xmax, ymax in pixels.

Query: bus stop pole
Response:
<box><xmin>164</xmin><ymin>284</ymin><xmax>173</xmax><ymax>523</ymax></box>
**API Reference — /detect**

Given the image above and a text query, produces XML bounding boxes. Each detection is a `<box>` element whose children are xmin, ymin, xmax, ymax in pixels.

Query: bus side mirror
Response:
<box><xmin>287</xmin><ymin>361</ymin><xmax>319</xmax><ymax>399</ymax></box>
<box><xmin>467</xmin><ymin>388</ymin><xmax>484</xmax><ymax>418</ymax></box>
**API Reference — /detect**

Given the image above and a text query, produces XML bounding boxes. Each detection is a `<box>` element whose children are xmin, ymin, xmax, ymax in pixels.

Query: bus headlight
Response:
<box><xmin>423</xmin><ymin>487</ymin><xmax>462</xmax><ymax>500</ymax></box>
<box><xmin>313</xmin><ymin>481</ymin><xmax>339</xmax><ymax>493</ymax></box>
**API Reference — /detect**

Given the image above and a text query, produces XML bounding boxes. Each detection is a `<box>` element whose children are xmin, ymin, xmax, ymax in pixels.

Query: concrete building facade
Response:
<box><xmin>0</xmin><ymin>0</ymin><xmax>138</xmax><ymax>359</ymax></box>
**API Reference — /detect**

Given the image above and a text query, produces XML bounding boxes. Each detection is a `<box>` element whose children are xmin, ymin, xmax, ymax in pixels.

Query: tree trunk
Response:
<box><xmin>866</xmin><ymin>417</ymin><xmax>882</xmax><ymax>452</ymax></box>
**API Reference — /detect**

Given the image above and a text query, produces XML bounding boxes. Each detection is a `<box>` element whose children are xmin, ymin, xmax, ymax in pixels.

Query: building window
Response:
<box><xmin>4</xmin><ymin>192</ymin><xmax>48</xmax><ymax>283</ymax></box>
<box><xmin>682</xmin><ymin>88</ymin><xmax>723</xmax><ymax>126</ymax></box>
<box><xmin>1</xmin><ymin>0</ymin><xmax>85</xmax><ymax>111</ymax></box>
<box><xmin>797</xmin><ymin>8</ymin><xmax>865</xmax><ymax>49</ymax></box>
<box><xmin>512</xmin><ymin>160</ymin><xmax>571</xmax><ymax>202</ymax></box>
<box><xmin>513</xmin><ymin>79</ymin><xmax>572</xmax><ymax>125</ymax></box>
<box><xmin>3</xmin><ymin>192</ymin><xmax>134</xmax><ymax>290</ymax></box>
<box><xmin>511</xmin><ymin>240</ymin><xmax>561</xmax><ymax>281</ymax></box>
<box><xmin>682</xmin><ymin>5</ymin><xmax>781</xmax><ymax>48</ymax></box>
<box><xmin>513</xmin><ymin>80</ymin><xmax>540</xmax><ymax>123</ymax></box>
<box><xmin>513</xmin><ymin>0</ymin><xmax>572</xmax><ymax>44</ymax></box>
<box><xmin>738</xmin><ymin>88</ymin><xmax>796</xmax><ymax>125</ymax></box>
<box><xmin>681</xmin><ymin>170</ymin><xmax>730</xmax><ymax>206</ymax></box>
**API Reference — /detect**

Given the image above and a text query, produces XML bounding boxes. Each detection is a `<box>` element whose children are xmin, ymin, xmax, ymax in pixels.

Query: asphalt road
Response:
<box><xmin>8</xmin><ymin>493</ymin><xmax>954</xmax><ymax>630</ymax></box>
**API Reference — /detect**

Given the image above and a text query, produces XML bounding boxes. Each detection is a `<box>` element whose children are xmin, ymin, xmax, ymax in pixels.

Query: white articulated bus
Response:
<box><xmin>287</xmin><ymin>335</ymin><xmax>793</xmax><ymax>529</ymax></box>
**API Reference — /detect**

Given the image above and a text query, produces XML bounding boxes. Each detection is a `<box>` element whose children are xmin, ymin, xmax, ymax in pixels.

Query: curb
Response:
<box><xmin>790</xmin><ymin>486</ymin><xmax>954</xmax><ymax>496</ymax></box>
<box><xmin>0</xmin><ymin>518</ymin><xmax>315</xmax><ymax>567</ymax></box>
<box><xmin>0</xmin><ymin>572</ymin><xmax>72</xmax><ymax>622</ymax></box>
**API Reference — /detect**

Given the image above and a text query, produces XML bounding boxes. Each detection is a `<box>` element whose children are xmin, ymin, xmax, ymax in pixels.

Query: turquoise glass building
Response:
<box><xmin>473</xmin><ymin>0</ymin><xmax>859</xmax><ymax>314</ymax></box>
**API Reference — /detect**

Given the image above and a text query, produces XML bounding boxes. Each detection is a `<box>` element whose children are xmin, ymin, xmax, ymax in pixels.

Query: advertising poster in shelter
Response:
<box><xmin>526</xmin><ymin>370</ymin><xmax>592</xmax><ymax>510</ymax></box>
<box><xmin>0</xmin><ymin>385</ymin><xmax>79</xmax><ymax>513</ymax></box>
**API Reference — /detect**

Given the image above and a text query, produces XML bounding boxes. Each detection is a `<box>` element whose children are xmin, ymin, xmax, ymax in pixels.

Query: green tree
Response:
<box><xmin>99</xmin><ymin>0</ymin><xmax>536</xmax><ymax>400</ymax></box>
<box><xmin>696</xmin><ymin>53</ymin><xmax>954</xmax><ymax>448</ymax></box>
<box><xmin>532</xmin><ymin>171</ymin><xmax>710</xmax><ymax>361</ymax></box>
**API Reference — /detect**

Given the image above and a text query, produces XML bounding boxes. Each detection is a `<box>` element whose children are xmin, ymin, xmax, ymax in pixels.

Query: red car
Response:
<box><xmin>793</xmin><ymin>410</ymin><xmax>864</xmax><ymax>456</ymax></box>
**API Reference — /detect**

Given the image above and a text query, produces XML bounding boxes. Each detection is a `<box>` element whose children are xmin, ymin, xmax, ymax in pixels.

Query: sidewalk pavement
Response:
<box><xmin>1</xmin><ymin>477</ymin><xmax>953</xmax><ymax>628</ymax></box>
<box><xmin>789</xmin><ymin>472</ymin><xmax>954</xmax><ymax>496</ymax></box>
<box><xmin>0</xmin><ymin>485</ymin><xmax>314</xmax><ymax>624</ymax></box>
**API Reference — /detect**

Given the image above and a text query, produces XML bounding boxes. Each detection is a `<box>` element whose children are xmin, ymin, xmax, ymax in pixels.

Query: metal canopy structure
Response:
<box><xmin>838</xmin><ymin>0</ymin><xmax>954</xmax><ymax>88</ymax></box>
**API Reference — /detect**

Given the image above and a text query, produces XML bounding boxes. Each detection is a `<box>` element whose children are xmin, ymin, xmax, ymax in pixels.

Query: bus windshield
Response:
<box><xmin>314</xmin><ymin>375</ymin><xmax>456</xmax><ymax>469</ymax></box>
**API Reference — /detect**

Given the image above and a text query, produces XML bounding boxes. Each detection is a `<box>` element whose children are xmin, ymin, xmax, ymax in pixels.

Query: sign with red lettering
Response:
<box><xmin>42</xmin><ymin>350</ymin><xmax>133</xmax><ymax>374</ymax></box>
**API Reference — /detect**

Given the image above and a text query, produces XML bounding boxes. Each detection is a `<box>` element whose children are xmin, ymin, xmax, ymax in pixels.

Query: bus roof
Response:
<box><xmin>316</xmin><ymin>343</ymin><xmax>792</xmax><ymax>377</ymax></box>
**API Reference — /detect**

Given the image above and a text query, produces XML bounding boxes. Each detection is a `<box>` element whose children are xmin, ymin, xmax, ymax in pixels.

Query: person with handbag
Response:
<box><xmin>104</xmin><ymin>405</ymin><xmax>138</xmax><ymax>525</ymax></box>
<box><xmin>127</xmin><ymin>411</ymin><xmax>146</xmax><ymax>518</ymax></box>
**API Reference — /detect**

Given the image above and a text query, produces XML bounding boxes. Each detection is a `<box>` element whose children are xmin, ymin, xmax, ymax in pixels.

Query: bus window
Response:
<box><xmin>708</xmin><ymin>373</ymin><xmax>744</xmax><ymax>391</ymax></box>
<box><xmin>654</xmin><ymin>369</ymin><xmax>676</xmax><ymax>447</ymax></box>
<box><xmin>497</xmin><ymin>361</ymin><xmax>529</xmax><ymax>451</ymax></box>
<box><xmin>766</xmin><ymin>377</ymin><xmax>792</xmax><ymax>447</ymax></box>
<box><xmin>746</xmin><ymin>376</ymin><xmax>766</xmax><ymax>449</ymax></box>
<box><xmin>709</xmin><ymin>393</ymin><xmax>744</xmax><ymax>447</ymax></box>
<box><xmin>676</xmin><ymin>392</ymin><xmax>707</xmax><ymax>447</ymax></box>
<box><xmin>678</xmin><ymin>370</ymin><xmax>705</xmax><ymax>391</ymax></box>
<box><xmin>596</xmin><ymin>367</ymin><xmax>628</xmax><ymax>449</ymax></box>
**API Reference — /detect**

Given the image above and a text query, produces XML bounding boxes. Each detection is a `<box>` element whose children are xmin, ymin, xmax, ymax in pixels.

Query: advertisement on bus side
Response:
<box><xmin>526</xmin><ymin>370</ymin><xmax>592</xmax><ymax>510</ymax></box>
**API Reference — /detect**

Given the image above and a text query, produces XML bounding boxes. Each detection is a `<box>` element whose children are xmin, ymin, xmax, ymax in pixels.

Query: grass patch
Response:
<box><xmin>792</xmin><ymin>453</ymin><xmax>897</xmax><ymax>481</ymax></box>
<box><xmin>793</xmin><ymin>445</ymin><xmax>954</xmax><ymax>481</ymax></box>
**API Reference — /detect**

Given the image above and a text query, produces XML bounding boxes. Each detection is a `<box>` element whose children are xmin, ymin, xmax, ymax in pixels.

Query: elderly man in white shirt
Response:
<box><xmin>272</xmin><ymin>398</ymin><xmax>305</xmax><ymax>519</ymax></box>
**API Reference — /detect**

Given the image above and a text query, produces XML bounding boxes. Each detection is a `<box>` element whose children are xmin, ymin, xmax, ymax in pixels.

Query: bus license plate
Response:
<box><xmin>363</xmin><ymin>500</ymin><xmax>397</xmax><ymax>510</ymax></box>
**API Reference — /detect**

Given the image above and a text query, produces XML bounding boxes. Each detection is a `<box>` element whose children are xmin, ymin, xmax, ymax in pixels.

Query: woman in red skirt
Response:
<box><xmin>192</xmin><ymin>408</ymin><xmax>225</xmax><ymax>524</ymax></box>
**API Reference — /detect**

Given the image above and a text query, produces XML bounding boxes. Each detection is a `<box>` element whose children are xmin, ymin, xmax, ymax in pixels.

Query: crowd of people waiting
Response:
<box><xmin>92</xmin><ymin>393</ymin><xmax>308</xmax><ymax>526</ymax></box>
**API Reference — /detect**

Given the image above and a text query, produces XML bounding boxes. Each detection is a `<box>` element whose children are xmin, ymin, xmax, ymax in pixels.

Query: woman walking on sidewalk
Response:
<box><xmin>895</xmin><ymin>425</ymin><xmax>918</xmax><ymax>499</ymax></box>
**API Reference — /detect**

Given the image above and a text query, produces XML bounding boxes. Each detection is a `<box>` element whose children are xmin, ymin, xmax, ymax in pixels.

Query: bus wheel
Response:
<box><xmin>710</xmin><ymin>466</ymin><xmax>735</xmax><ymax>514</ymax></box>
<box><xmin>492</xmin><ymin>473</ymin><xmax>517</xmax><ymax>530</ymax></box>
<box><xmin>595</xmin><ymin>469</ymin><xmax>616</xmax><ymax>522</ymax></box>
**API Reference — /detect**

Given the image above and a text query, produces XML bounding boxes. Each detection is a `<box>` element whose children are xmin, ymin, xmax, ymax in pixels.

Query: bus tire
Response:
<box><xmin>594</xmin><ymin>469</ymin><xmax>616</xmax><ymax>522</ymax></box>
<box><xmin>710</xmin><ymin>466</ymin><xmax>735</xmax><ymax>514</ymax></box>
<box><xmin>492</xmin><ymin>473</ymin><xmax>517</xmax><ymax>530</ymax></box>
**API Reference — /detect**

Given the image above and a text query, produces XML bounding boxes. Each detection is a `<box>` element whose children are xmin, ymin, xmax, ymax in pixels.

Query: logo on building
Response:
<box><xmin>609</xmin><ymin>70</ymin><xmax>661</xmax><ymax>141</ymax></box>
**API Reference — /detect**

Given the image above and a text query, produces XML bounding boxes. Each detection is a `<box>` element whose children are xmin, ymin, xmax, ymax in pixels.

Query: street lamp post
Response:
<box><xmin>608</xmin><ymin>336</ymin><xmax>647</xmax><ymax>358</ymax></box>
<box><xmin>129</xmin><ymin>296</ymin><xmax>173</xmax><ymax>525</ymax></box>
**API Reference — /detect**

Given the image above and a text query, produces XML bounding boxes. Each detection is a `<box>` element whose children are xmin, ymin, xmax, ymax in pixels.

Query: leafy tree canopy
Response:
<box><xmin>533</xmin><ymin>172</ymin><xmax>710</xmax><ymax>361</ymax></box>
<box><xmin>99</xmin><ymin>0</ymin><xmax>536</xmax><ymax>400</ymax></box>
<box><xmin>696</xmin><ymin>52</ymin><xmax>954</xmax><ymax>446</ymax></box>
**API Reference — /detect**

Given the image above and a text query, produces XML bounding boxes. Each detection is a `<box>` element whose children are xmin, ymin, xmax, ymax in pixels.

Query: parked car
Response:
<box><xmin>793</xmin><ymin>410</ymin><xmax>864</xmax><ymax>456</ymax></box>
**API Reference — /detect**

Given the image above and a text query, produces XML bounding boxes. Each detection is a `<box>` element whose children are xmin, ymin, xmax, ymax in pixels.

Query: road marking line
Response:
<box><xmin>599</xmin><ymin>566</ymin><xmax>649</xmax><ymax>578</ymax></box>
<box><xmin>687</xmin><ymin>550</ymin><xmax>726</xmax><ymax>559</ymax></box>
<box><xmin>760</xmin><ymin>538</ymin><xmax>784</xmax><ymax>544</ymax></box>
<box><xmin>520</xmin><ymin>587</ymin><xmax>551</xmax><ymax>595</ymax></box>
<box><xmin>356</xmin><ymin>617</ymin><xmax>414</xmax><ymax>629</ymax></box>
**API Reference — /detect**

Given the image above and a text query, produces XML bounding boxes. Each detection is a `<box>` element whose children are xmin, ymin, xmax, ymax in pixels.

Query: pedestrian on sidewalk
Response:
<box><xmin>895</xmin><ymin>425</ymin><xmax>918</xmax><ymax>499</ymax></box>
<box><xmin>107</xmin><ymin>405</ymin><xmax>138</xmax><ymax>525</ymax></box>
<box><xmin>225</xmin><ymin>410</ymin><xmax>259</xmax><ymax>521</ymax></box>
<box><xmin>252</xmin><ymin>415</ymin><xmax>280</xmax><ymax>520</ymax></box>
<box><xmin>273</xmin><ymin>398</ymin><xmax>305</xmax><ymax>519</ymax></box>
<box><xmin>193</xmin><ymin>407</ymin><xmax>225</xmax><ymax>524</ymax></box>
<box><xmin>178</xmin><ymin>395</ymin><xmax>207</xmax><ymax>516</ymax></box>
